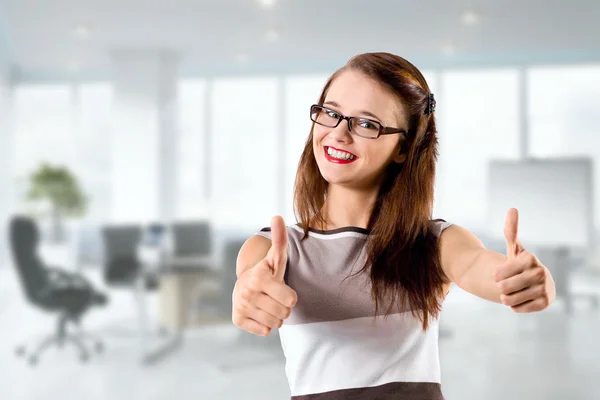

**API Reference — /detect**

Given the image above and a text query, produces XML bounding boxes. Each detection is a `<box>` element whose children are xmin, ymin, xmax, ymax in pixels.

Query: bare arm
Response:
<box><xmin>439</xmin><ymin>225</ymin><xmax>505</xmax><ymax>303</ymax></box>
<box><xmin>439</xmin><ymin>212</ymin><xmax>555</xmax><ymax>313</ymax></box>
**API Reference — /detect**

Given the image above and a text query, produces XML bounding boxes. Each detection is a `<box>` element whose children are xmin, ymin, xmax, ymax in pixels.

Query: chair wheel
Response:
<box><xmin>15</xmin><ymin>346</ymin><xmax>26</xmax><ymax>357</ymax></box>
<box><xmin>80</xmin><ymin>353</ymin><xmax>89</xmax><ymax>363</ymax></box>
<box><xmin>95</xmin><ymin>342</ymin><xmax>104</xmax><ymax>353</ymax></box>
<box><xmin>28</xmin><ymin>356</ymin><xmax>38</xmax><ymax>366</ymax></box>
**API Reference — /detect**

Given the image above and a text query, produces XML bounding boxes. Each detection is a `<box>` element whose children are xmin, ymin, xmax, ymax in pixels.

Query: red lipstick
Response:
<box><xmin>324</xmin><ymin>146</ymin><xmax>358</xmax><ymax>164</ymax></box>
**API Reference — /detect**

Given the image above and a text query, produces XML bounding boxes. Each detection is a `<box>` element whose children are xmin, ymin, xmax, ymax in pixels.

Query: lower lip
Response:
<box><xmin>324</xmin><ymin>147</ymin><xmax>357</xmax><ymax>164</ymax></box>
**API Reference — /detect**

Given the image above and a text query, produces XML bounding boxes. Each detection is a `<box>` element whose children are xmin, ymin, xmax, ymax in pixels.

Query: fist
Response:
<box><xmin>232</xmin><ymin>216</ymin><xmax>298</xmax><ymax>336</ymax></box>
<box><xmin>495</xmin><ymin>208</ymin><xmax>555</xmax><ymax>313</ymax></box>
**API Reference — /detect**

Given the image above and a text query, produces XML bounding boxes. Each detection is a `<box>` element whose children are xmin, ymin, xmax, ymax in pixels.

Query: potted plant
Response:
<box><xmin>26</xmin><ymin>162</ymin><xmax>88</xmax><ymax>243</ymax></box>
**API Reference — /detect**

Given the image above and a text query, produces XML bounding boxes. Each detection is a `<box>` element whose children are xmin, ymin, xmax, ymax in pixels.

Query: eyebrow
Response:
<box><xmin>322</xmin><ymin>101</ymin><xmax>384</xmax><ymax>123</ymax></box>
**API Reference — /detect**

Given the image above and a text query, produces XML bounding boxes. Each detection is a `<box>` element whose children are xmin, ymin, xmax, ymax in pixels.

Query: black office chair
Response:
<box><xmin>9</xmin><ymin>215</ymin><xmax>108</xmax><ymax>365</ymax></box>
<box><xmin>101</xmin><ymin>224</ymin><xmax>158</xmax><ymax>289</ymax></box>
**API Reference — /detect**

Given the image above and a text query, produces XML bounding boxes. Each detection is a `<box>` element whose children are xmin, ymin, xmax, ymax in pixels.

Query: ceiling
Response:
<box><xmin>0</xmin><ymin>0</ymin><xmax>599</xmax><ymax>80</ymax></box>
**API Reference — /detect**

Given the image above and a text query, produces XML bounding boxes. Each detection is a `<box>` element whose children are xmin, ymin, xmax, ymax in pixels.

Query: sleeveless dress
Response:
<box><xmin>255</xmin><ymin>220</ymin><xmax>453</xmax><ymax>399</ymax></box>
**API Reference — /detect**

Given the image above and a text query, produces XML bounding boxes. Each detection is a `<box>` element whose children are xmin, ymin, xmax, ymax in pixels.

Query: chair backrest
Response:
<box><xmin>221</xmin><ymin>238</ymin><xmax>246</xmax><ymax>308</ymax></box>
<box><xmin>101</xmin><ymin>225</ymin><xmax>141</xmax><ymax>283</ymax></box>
<box><xmin>8</xmin><ymin>216</ymin><xmax>49</xmax><ymax>303</ymax></box>
<box><xmin>171</xmin><ymin>221</ymin><xmax>212</xmax><ymax>257</ymax></box>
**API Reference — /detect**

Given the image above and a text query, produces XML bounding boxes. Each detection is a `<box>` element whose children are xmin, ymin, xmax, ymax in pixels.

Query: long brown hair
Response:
<box><xmin>294</xmin><ymin>52</ymin><xmax>448</xmax><ymax>330</ymax></box>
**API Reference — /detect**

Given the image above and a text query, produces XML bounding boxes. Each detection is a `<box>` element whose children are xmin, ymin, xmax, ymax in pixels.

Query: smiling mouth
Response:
<box><xmin>324</xmin><ymin>146</ymin><xmax>358</xmax><ymax>164</ymax></box>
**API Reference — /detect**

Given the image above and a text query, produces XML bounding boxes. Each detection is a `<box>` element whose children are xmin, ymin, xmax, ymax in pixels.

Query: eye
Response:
<box><xmin>326</xmin><ymin>109</ymin><xmax>341</xmax><ymax>119</ymax></box>
<box><xmin>358</xmin><ymin>119</ymin><xmax>378</xmax><ymax>130</ymax></box>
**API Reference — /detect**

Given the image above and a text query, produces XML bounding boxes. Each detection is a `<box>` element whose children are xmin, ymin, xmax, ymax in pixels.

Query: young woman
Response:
<box><xmin>232</xmin><ymin>52</ymin><xmax>556</xmax><ymax>400</ymax></box>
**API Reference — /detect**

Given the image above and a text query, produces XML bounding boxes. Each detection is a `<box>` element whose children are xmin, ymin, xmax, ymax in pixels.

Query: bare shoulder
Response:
<box><xmin>236</xmin><ymin>235</ymin><xmax>272</xmax><ymax>278</ymax></box>
<box><xmin>438</xmin><ymin>224</ymin><xmax>486</xmax><ymax>283</ymax></box>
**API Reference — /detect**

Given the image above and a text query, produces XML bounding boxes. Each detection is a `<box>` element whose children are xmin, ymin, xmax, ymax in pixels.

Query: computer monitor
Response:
<box><xmin>487</xmin><ymin>157</ymin><xmax>594</xmax><ymax>250</ymax></box>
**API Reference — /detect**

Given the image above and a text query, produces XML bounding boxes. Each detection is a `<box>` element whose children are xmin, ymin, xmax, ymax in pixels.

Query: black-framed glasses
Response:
<box><xmin>310</xmin><ymin>104</ymin><xmax>406</xmax><ymax>139</ymax></box>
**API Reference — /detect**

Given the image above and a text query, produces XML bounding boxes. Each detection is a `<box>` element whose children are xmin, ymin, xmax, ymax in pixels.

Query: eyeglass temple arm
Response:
<box><xmin>381</xmin><ymin>127</ymin><xmax>406</xmax><ymax>135</ymax></box>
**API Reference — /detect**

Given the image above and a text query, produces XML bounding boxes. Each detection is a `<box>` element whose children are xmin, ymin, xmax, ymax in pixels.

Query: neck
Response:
<box><xmin>316</xmin><ymin>184</ymin><xmax>379</xmax><ymax>230</ymax></box>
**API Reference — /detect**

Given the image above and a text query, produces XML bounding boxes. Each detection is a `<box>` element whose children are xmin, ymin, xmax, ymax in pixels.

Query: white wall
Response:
<box><xmin>0</xmin><ymin>61</ymin><xmax>13</xmax><ymax>266</ymax></box>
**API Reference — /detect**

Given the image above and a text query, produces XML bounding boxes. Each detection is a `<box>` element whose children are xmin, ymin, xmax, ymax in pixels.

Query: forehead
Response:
<box><xmin>324</xmin><ymin>69</ymin><xmax>404</xmax><ymax>125</ymax></box>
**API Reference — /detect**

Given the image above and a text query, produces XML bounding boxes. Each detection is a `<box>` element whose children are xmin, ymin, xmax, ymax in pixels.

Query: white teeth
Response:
<box><xmin>327</xmin><ymin>147</ymin><xmax>354</xmax><ymax>160</ymax></box>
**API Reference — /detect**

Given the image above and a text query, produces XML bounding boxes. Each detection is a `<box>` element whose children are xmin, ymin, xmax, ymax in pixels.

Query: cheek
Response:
<box><xmin>312</xmin><ymin>126</ymin><xmax>328</xmax><ymax>143</ymax></box>
<box><xmin>362</xmin><ymin>142</ymin><xmax>399</xmax><ymax>168</ymax></box>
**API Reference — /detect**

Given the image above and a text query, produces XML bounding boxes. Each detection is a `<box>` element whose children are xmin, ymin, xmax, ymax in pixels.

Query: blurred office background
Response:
<box><xmin>1</xmin><ymin>0</ymin><xmax>600</xmax><ymax>399</ymax></box>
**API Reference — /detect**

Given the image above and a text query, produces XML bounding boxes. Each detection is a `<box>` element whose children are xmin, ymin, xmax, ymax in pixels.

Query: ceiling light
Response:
<box><xmin>462</xmin><ymin>11</ymin><xmax>480</xmax><ymax>26</ymax></box>
<box><xmin>72</xmin><ymin>23</ymin><xmax>91</xmax><ymax>38</ymax></box>
<box><xmin>257</xmin><ymin>0</ymin><xmax>277</xmax><ymax>8</ymax></box>
<box><xmin>265</xmin><ymin>29</ymin><xmax>279</xmax><ymax>42</ymax></box>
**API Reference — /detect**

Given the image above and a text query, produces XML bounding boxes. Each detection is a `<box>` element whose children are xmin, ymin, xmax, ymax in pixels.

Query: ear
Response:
<box><xmin>393</xmin><ymin>153</ymin><xmax>407</xmax><ymax>164</ymax></box>
<box><xmin>393</xmin><ymin>143</ymin><xmax>408</xmax><ymax>164</ymax></box>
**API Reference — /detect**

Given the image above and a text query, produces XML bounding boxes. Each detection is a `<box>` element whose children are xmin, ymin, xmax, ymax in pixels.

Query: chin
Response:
<box><xmin>318</xmin><ymin>168</ymin><xmax>361</xmax><ymax>187</ymax></box>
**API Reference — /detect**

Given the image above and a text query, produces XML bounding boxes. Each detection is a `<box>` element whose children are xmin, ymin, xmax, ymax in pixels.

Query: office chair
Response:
<box><xmin>9</xmin><ymin>215</ymin><xmax>108</xmax><ymax>365</ymax></box>
<box><xmin>171</xmin><ymin>221</ymin><xmax>212</xmax><ymax>260</ymax></box>
<box><xmin>101</xmin><ymin>224</ymin><xmax>157</xmax><ymax>289</ymax></box>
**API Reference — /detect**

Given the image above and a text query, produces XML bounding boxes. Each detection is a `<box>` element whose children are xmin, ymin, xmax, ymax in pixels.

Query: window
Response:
<box><xmin>528</xmin><ymin>65</ymin><xmax>600</xmax><ymax>228</ymax></box>
<box><xmin>210</xmin><ymin>77</ymin><xmax>279</xmax><ymax>230</ymax></box>
<box><xmin>177</xmin><ymin>79</ymin><xmax>208</xmax><ymax>219</ymax></box>
<box><xmin>14</xmin><ymin>84</ymin><xmax>74</xmax><ymax>176</ymax></box>
<box><xmin>13</xmin><ymin>84</ymin><xmax>74</xmax><ymax>203</ymax></box>
<box><xmin>74</xmin><ymin>82</ymin><xmax>113</xmax><ymax>223</ymax></box>
<box><xmin>435</xmin><ymin>69</ymin><xmax>520</xmax><ymax>231</ymax></box>
<box><xmin>283</xmin><ymin>75</ymin><xmax>330</xmax><ymax>223</ymax></box>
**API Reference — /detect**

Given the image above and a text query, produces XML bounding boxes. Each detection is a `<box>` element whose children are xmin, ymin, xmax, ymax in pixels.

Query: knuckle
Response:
<box><xmin>500</xmin><ymin>294</ymin><xmax>508</xmax><ymax>305</ymax></box>
<box><xmin>248</xmin><ymin>275</ymin><xmax>262</xmax><ymax>291</ymax></box>
<box><xmin>536</xmin><ymin>285</ymin><xmax>546</xmax><ymax>297</ymax></box>
<box><xmin>534</xmin><ymin>267</ymin><xmax>546</xmax><ymax>281</ymax></box>
<box><xmin>240</xmin><ymin>287</ymin><xmax>253</xmax><ymax>302</ymax></box>
<box><xmin>256</xmin><ymin>261</ymin><xmax>272</xmax><ymax>275</ymax></box>
<box><xmin>232</xmin><ymin>312</ymin><xmax>243</xmax><ymax>327</ymax></box>
<box><xmin>498</xmin><ymin>281</ymin><xmax>508</xmax><ymax>294</ymax></box>
<box><xmin>525</xmin><ymin>252</ymin><xmax>537</xmax><ymax>266</ymax></box>
<box><xmin>494</xmin><ymin>267</ymin><xmax>504</xmax><ymax>282</ymax></box>
<box><xmin>287</xmin><ymin>290</ymin><xmax>298</xmax><ymax>307</ymax></box>
<box><xmin>269</xmin><ymin>318</ymin><xmax>282</xmax><ymax>329</ymax></box>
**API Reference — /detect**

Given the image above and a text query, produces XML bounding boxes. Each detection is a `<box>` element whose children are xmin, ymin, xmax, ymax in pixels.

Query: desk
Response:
<box><xmin>136</xmin><ymin>247</ymin><xmax>224</xmax><ymax>364</ymax></box>
<box><xmin>158</xmin><ymin>262</ymin><xmax>221</xmax><ymax>330</ymax></box>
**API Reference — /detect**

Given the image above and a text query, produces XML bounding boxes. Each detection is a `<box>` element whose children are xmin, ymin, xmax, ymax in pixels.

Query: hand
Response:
<box><xmin>232</xmin><ymin>216</ymin><xmax>298</xmax><ymax>336</ymax></box>
<box><xmin>495</xmin><ymin>208</ymin><xmax>555</xmax><ymax>313</ymax></box>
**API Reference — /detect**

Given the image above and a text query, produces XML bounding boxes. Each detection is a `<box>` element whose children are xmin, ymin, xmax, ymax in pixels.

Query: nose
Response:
<box><xmin>328</xmin><ymin>119</ymin><xmax>352</xmax><ymax>143</ymax></box>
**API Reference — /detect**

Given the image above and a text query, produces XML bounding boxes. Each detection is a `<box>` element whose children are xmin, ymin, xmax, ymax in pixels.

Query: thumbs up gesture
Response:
<box><xmin>232</xmin><ymin>216</ymin><xmax>298</xmax><ymax>336</ymax></box>
<box><xmin>494</xmin><ymin>208</ymin><xmax>555</xmax><ymax>313</ymax></box>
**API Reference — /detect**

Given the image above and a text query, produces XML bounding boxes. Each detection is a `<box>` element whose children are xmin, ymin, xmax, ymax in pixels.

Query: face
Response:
<box><xmin>312</xmin><ymin>69</ymin><xmax>408</xmax><ymax>191</ymax></box>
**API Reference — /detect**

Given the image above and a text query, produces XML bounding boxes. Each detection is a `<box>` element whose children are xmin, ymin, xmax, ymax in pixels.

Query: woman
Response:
<box><xmin>232</xmin><ymin>52</ymin><xmax>555</xmax><ymax>399</ymax></box>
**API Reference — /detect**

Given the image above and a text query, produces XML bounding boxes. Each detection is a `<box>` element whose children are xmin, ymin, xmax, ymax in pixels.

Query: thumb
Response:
<box><xmin>266</xmin><ymin>215</ymin><xmax>288</xmax><ymax>282</ymax></box>
<box><xmin>504</xmin><ymin>208</ymin><xmax>520</xmax><ymax>259</ymax></box>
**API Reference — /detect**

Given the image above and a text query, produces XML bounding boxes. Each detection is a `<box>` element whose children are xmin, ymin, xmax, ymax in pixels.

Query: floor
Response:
<box><xmin>1</xmin><ymin>266</ymin><xmax>600</xmax><ymax>400</ymax></box>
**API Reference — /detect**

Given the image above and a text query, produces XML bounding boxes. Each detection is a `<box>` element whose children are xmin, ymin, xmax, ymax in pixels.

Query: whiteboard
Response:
<box><xmin>487</xmin><ymin>157</ymin><xmax>595</xmax><ymax>249</ymax></box>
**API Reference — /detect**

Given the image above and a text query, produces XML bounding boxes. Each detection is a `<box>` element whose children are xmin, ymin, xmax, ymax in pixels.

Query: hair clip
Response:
<box><xmin>425</xmin><ymin>93</ymin><xmax>436</xmax><ymax>115</ymax></box>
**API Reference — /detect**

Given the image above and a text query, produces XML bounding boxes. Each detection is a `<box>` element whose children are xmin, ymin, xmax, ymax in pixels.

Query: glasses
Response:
<box><xmin>310</xmin><ymin>104</ymin><xmax>406</xmax><ymax>139</ymax></box>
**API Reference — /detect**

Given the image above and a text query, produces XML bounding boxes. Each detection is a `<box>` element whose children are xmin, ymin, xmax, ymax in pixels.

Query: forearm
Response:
<box><xmin>456</xmin><ymin>249</ymin><xmax>507</xmax><ymax>304</ymax></box>
<box><xmin>457</xmin><ymin>248</ymin><xmax>556</xmax><ymax>306</ymax></box>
